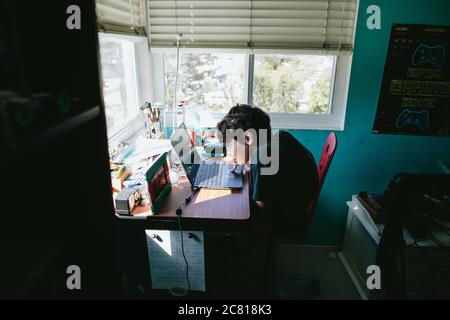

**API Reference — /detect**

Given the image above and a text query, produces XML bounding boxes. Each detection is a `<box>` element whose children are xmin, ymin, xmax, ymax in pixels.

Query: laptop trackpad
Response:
<box><xmin>223</xmin><ymin>163</ymin><xmax>243</xmax><ymax>189</ymax></box>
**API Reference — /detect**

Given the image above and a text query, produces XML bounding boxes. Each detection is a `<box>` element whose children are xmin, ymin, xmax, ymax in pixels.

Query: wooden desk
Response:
<box><xmin>114</xmin><ymin>155</ymin><xmax>253</xmax><ymax>297</ymax></box>
<box><xmin>130</xmin><ymin>173</ymin><xmax>250</xmax><ymax>222</ymax></box>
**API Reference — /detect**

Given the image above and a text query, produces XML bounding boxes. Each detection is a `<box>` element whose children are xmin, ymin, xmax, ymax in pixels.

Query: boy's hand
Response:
<box><xmin>230</xmin><ymin>161</ymin><xmax>244</xmax><ymax>175</ymax></box>
<box><xmin>230</xmin><ymin>159</ymin><xmax>237</xmax><ymax>173</ymax></box>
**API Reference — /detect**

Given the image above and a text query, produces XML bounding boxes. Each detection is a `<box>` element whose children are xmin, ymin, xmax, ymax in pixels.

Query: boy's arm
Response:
<box><xmin>250</xmin><ymin>163</ymin><xmax>274</xmax><ymax>222</ymax></box>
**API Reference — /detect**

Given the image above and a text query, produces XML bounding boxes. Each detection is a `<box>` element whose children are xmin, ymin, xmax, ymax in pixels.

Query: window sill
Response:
<box><xmin>164</xmin><ymin>111</ymin><xmax>344</xmax><ymax>131</ymax></box>
<box><xmin>269</xmin><ymin>113</ymin><xmax>345</xmax><ymax>131</ymax></box>
<box><xmin>107</xmin><ymin>116</ymin><xmax>143</xmax><ymax>150</ymax></box>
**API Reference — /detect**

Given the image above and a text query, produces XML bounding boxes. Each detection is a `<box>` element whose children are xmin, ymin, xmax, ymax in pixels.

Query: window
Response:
<box><xmin>251</xmin><ymin>51</ymin><xmax>351</xmax><ymax>130</ymax></box>
<box><xmin>253</xmin><ymin>54</ymin><xmax>334</xmax><ymax>114</ymax></box>
<box><xmin>148</xmin><ymin>0</ymin><xmax>358</xmax><ymax>130</ymax></box>
<box><xmin>99</xmin><ymin>33</ymin><xmax>140</xmax><ymax>137</ymax></box>
<box><xmin>155</xmin><ymin>50</ymin><xmax>351</xmax><ymax>130</ymax></box>
<box><xmin>163</xmin><ymin>52</ymin><xmax>245</xmax><ymax>125</ymax></box>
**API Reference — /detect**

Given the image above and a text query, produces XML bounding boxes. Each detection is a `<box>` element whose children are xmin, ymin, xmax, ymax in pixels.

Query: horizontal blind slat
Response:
<box><xmin>151</xmin><ymin>25</ymin><xmax>354</xmax><ymax>36</ymax></box>
<box><xmin>148</xmin><ymin>1</ymin><xmax>355</xmax><ymax>9</ymax></box>
<box><xmin>96</xmin><ymin>0</ymin><xmax>146</xmax><ymax>35</ymax></box>
<box><xmin>148</xmin><ymin>0</ymin><xmax>357</xmax><ymax>50</ymax></box>
<box><xmin>149</xmin><ymin>17</ymin><xmax>355</xmax><ymax>28</ymax></box>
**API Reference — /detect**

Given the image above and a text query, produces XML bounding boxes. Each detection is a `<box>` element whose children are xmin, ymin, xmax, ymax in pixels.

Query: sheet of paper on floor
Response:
<box><xmin>146</xmin><ymin>230</ymin><xmax>205</xmax><ymax>292</ymax></box>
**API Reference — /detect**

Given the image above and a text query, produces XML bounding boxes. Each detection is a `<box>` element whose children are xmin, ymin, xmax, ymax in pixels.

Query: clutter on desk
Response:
<box><xmin>141</xmin><ymin>102</ymin><xmax>165</xmax><ymax>139</ymax></box>
<box><xmin>201</xmin><ymin>129</ymin><xmax>216</xmax><ymax>142</ymax></box>
<box><xmin>122</xmin><ymin>173</ymin><xmax>145</xmax><ymax>189</ymax></box>
<box><xmin>113</xmin><ymin>152</ymin><xmax>172</xmax><ymax>217</ymax></box>
<box><xmin>111</xmin><ymin>165</ymin><xmax>132</xmax><ymax>193</ymax></box>
<box><xmin>109</xmin><ymin>142</ymin><xmax>130</xmax><ymax>164</ymax></box>
<box><xmin>115</xmin><ymin>187</ymin><xmax>142</xmax><ymax>216</ymax></box>
<box><xmin>202</xmin><ymin>136</ymin><xmax>225</xmax><ymax>158</ymax></box>
<box><xmin>121</xmin><ymin>136</ymin><xmax>172</xmax><ymax>165</ymax></box>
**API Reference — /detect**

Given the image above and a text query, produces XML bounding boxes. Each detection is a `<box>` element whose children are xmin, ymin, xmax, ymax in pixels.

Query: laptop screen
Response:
<box><xmin>170</xmin><ymin>123</ymin><xmax>201</xmax><ymax>185</ymax></box>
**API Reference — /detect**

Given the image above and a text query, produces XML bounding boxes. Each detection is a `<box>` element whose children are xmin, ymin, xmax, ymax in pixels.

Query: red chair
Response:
<box><xmin>304</xmin><ymin>132</ymin><xmax>338</xmax><ymax>238</ymax></box>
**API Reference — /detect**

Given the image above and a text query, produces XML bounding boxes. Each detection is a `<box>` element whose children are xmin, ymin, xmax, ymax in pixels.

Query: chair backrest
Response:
<box><xmin>317</xmin><ymin>132</ymin><xmax>337</xmax><ymax>190</ymax></box>
<box><xmin>305</xmin><ymin>132</ymin><xmax>337</xmax><ymax>235</ymax></box>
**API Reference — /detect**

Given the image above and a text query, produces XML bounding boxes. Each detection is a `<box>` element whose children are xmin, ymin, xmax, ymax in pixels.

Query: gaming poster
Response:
<box><xmin>372</xmin><ymin>24</ymin><xmax>450</xmax><ymax>136</ymax></box>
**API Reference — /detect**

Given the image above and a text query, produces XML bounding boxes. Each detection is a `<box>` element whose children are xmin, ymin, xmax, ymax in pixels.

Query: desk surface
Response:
<box><xmin>131</xmin><ymin>173</ymin><xmax>250</xmax><ymax>221</ymax></box>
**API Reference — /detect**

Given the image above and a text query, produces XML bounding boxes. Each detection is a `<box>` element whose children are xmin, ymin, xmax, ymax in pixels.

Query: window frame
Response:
<box><xmin>152</xmin><ymin>47</ymin><xmax>352</xmax><ymax>130</ymax></box>
<box><xmin>98</xmin><ymin>32</ymin><xmax>152</xmax><ymax>146</ymax></box>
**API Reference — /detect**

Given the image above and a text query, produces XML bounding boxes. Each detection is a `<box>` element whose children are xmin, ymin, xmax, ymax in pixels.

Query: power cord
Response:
<box><xmin>169</xmin><ymin>192</ymin><xmax>196</xmax><ymax>297</ymax></box>
<box><xmin>178</xmin><ymin>210</ymin><xmax>190</xmax><ymax>290</ymax></box>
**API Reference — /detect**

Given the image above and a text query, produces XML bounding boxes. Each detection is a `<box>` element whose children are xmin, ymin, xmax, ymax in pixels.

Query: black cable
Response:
<box><xmin>177</xmin><ymin>212</ymin><xmax>191</xmax><ymax>292</ymax></box>
<box><xmin>169</xmin><ymin>192</ymin><xmax>197</xmax><ymax>296</ymax></box>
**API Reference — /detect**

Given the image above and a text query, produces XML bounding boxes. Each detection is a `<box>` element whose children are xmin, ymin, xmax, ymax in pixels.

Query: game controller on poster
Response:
<box><xmin>373</xmin><ymin>24</ymin><xmax>450</xmax><ymax>136</ymax></box>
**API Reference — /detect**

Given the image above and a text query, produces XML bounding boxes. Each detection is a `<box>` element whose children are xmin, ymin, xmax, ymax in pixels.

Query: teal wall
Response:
<box><xmin>296</xmin><ymin>0</ymin><xmax>450</xmax><ymax>245</ymax></box>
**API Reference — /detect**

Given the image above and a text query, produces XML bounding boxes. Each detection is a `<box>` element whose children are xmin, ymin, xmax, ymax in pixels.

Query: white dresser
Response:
<box><xmin>340</xmin><ymin>195</ymin><xmax>450</xmax><ymax>299</ymax></box>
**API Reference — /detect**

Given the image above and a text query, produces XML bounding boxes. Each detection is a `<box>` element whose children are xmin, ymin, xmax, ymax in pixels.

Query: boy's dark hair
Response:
<box><xmin>217</xmin><ymin>104</ymin><xmax>271</xmax><ymax>143</ymax></box>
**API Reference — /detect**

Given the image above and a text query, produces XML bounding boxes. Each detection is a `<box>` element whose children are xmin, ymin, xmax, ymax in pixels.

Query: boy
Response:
<box><xmin>217</xmin><ymin>105</ymin><xmax>319</xmax><ymax>236</ymax></box>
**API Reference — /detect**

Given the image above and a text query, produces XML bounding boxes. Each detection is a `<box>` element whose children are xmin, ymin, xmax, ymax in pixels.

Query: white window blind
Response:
<box><xmin>96</xmin><ymin>0</ymin><xmax>147</xmax><ymax>35</ymax></box>
<box><xmin>147</xmin><ymin>0</ymin><xmax>358</xmax><ymax>50</ymax></box>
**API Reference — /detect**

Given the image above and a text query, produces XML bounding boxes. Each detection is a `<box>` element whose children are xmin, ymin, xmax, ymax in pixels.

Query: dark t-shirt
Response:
<box><xmin>250</xmin><ymin>131</ymin><xmax>318</xmax><ymax>235</ymax></box>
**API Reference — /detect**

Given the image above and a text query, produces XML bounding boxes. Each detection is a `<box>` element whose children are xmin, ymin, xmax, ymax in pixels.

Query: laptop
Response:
<box><xmin>170</xmin><ymin>123</ymin><xmax>243</xmax><ymax>189</ymax></box>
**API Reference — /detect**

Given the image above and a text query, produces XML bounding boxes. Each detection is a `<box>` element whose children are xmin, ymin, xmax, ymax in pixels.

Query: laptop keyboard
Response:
<box><xmin>195</xmin><ymin>163</ymin><xmax>225</xmax><ymax>187</ymax></box>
